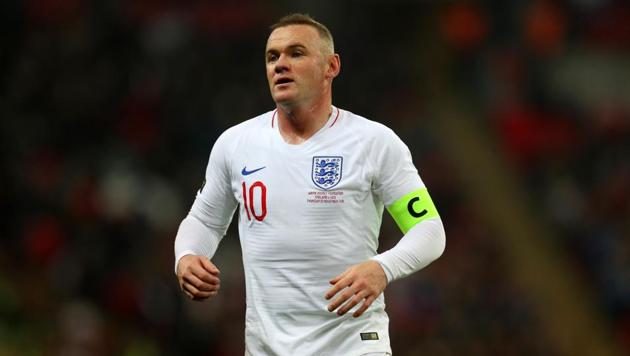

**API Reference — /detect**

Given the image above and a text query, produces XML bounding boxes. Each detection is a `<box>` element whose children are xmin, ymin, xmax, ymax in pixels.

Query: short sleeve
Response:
<box><xmin>371</xmin><ymin>126</ymin><xmax>425</xmax><ymax>206</ymax></box>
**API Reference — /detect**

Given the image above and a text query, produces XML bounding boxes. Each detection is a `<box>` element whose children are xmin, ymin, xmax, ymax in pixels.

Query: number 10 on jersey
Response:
<box><xmin>242</xmin><ymin>181</ymin><xmax>267</xmax><ymax>221</ymax></box>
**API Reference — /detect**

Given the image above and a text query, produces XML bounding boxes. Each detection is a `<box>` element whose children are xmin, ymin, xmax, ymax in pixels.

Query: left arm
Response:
<box><xmin>326</xmin><ymin>126</ymin><xmax>445</xmax><ymax>317</ymax></box>
<box><xmin>372</xmin><ymin>217</ymin><xmax>445</xmax><ymax>282</ymax></box>
<box><xmin>325</xmin><ymin>205</ymin><xmax>445</xmax><ymax>317</ymax></box>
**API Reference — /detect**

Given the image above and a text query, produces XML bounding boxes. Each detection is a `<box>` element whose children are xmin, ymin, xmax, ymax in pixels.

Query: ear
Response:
<box><xmin>325</xmin><ymin>54</ymin><xmax>341</xmax><ymax>80</ymax></box>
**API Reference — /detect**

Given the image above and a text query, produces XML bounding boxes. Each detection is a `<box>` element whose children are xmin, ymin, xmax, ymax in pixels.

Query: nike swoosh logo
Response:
<box><xmin>242</xmin><ymin>166</ymin><xmax>266</xmax><ymax>175</ymax></box>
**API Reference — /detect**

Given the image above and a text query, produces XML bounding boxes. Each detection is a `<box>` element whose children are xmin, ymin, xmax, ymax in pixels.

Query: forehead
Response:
<box><xmin>266</xmin><ymin>25</ymin><xmax>321</xmax><ymax>50</ymax></box>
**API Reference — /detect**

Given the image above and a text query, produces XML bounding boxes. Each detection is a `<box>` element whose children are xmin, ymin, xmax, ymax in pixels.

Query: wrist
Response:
<box><xmin>370</xmin><ymin>255</ymin><xmax>393</xmax><ymax>284</ymax></box>
<box><xmin>175</xmin><ymin>251</ymin><xmax>196</xmax><ymax>275</ymax></box>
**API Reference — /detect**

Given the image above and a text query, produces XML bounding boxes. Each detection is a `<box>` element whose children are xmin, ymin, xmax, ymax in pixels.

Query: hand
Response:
<box><xmin>177</xmin><ymin>255</ymin><xmax>221</xmax><ymax>301</ymax></box>
<box><xmin>325</xmin><ymin>260</ymin><xmax>388</xmax><ymax>318</ymax></box>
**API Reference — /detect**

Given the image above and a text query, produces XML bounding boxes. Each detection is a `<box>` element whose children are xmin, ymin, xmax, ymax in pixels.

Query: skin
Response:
<box><xmin>265</xmin><ymin>24</ymin><xmax>340</xmax><ymax>144</ymax></box>
<box><xmin>177</xmin><ymin>255</ymin><xmax>220</xmax><ymax>301</ymax></box>
<box><xmin>325</xmin><ymin>260</ymin><xmax>388</xmax><ymax>317</ymax></box>
<box><xmin>177</xmin><ymin>24</ymin><xmax>388</xmax><ymax>318</ymax></box>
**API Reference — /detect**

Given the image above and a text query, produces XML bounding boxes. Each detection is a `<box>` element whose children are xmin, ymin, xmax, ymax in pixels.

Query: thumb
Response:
<box><xmin>200</xmin><ymin>257</ymin><xmax>220</xmax><ymax>275</ymax></box>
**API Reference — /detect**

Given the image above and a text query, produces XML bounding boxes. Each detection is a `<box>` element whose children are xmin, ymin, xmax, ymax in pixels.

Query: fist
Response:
<box><xmin>176</xmin><ymin>255</ymin><xmax>221</xmax><ymax>301</ymax></box>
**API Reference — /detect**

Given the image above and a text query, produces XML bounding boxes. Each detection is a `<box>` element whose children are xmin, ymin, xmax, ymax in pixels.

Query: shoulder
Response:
<box><xmin>220</xmin><ymin>110</ymin><xmax>274</xmax><ymax>139</ymax></box>
<box><xmin>337</xmin><ymin>108</ymin><xmax>400</xmax><ymax>142</ymax></box>
<box><xmin>212</xmin><ymin>110</ymin><xmax>274</xmax><ymax>148</ymax></box>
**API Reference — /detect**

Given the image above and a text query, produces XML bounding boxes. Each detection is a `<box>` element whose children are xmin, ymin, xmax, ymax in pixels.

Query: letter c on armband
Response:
<box><xmin>387</xmin><ymin>188</ymin><xmax>439</xmax><ymax>234</ymax></box>
<box><xmin>407</xmin><ymin>197</ymin><xmax>428</xmax><ymax>218</ymax></box>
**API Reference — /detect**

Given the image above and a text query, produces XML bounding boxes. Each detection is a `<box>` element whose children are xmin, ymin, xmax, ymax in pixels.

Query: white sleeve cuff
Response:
<box><xmin>174</xmin><ymin>250</ymin><xmax>196</xmax><ymax>275</ymax></box>
<box><xmin>173</xmin><ymin>215</ymin><xmax>222</xmax><ymax>275</ymax></box>
<box><xmin>371</xmin><ymin>217</ymin><xmax>445</xmax><ymax>283</ymax></box>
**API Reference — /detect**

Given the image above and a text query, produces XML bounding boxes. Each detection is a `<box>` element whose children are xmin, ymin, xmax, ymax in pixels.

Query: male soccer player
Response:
<box><xmin>174</xmin><ymin>13</ymin><xmax>445</xmax><ymax>355</ymax></box>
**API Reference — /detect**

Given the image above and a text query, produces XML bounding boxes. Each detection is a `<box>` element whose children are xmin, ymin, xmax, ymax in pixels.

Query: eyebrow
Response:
<box><xmin>266</xmin><ymin>43</ymin><xmax>308</xmax><ymax>55</ymax></box>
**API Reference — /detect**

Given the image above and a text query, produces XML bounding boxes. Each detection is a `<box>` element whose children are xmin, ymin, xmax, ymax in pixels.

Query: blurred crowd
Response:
<box><xmin>0</xmin><ymin>0</ymin><xmax>627</xmax><ymax>355</ymax></box>
<box><xmin>439</xmin><ymin>0</ymin><xmax>630</xmax><ymax>351</ymax></box>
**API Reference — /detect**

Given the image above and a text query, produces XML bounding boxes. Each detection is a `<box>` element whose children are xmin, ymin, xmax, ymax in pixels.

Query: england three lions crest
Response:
<box><xmin>312</xmin><ymin>156</ymin><xmax>343</xmax><ymax>190</ymax></box>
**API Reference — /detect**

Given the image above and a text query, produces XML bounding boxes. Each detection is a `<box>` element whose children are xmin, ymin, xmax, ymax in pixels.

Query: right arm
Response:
<box><xmin>174</xmin><ymin>131</ymin><xmax>238</xmax><ymax>301</ymax></box>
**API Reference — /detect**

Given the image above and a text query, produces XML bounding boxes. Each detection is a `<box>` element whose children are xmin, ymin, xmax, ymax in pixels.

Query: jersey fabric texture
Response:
<box><xmin>188</xmin><ymin>107</ymin><xmax>427</xmax><ymax>355</ymax></box>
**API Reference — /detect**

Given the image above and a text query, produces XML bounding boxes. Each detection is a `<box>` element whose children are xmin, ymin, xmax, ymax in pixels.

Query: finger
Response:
<box><xmin>329</xmin><ymin>275</ymin><xmax>341</xmax><ymax>285</ymax></box>
<box><xmin>329</xmin><ymin>269</ymin><xmax>348</xmax><ymax>285</ymax></box>
<box><xmin>200</xmin><ymin>258</ymin><xmax>220</xmax><ymax>275</ymax></box>
<box><xmin>337</xmin><ymin>290</ymin><xmax>369</xmax><ymax>316</ymax></box>
<box><xmin>183</xmin><ymin>273</ymin><xmax>219</xmax><ymax>292</ymax></box>
<box><xmin>183</xmin><ymin>273</ymin><xmax>215</xmax><ymax>292</ymax></box>
<box><xmin>191</xmin><ymin>266</ymin><xmax>221</xmax><ymax>285</ymax></box>
<box><xmin>327</xmin><ymin>284</ymin><xmax>358</xmax><ymax>312</ymax></box>
<box><xmin>325</xmin><ymin>276</ymin><xmax>352</xmax><ymax>300</ymax></box>
<box><xmin>352</xmin><ymin>295</ymin><xmax>376</xmax><ymax>318</ymax></box>
<box><xmin>183</xmin><ymin>290</ymin><xmax>195</xmax><ymax>299</ymax></box>
<box><xmin>191</xmin><ymin>291</ymin><xmax>217</xmax><ymax>302</ymax></box>
<box><xmin>182</xmin><ymin>281</ymin><xmax>215</xmax><ymax>299</ymax></box>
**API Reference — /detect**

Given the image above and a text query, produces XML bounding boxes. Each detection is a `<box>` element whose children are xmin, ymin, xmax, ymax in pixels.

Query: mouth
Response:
<box><xmin>274</xmin><ymin>77</ymin><xmax>294</xmax><ymax>86</ymax></box>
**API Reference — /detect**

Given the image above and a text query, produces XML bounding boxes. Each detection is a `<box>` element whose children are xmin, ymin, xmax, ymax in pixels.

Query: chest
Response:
<box><xmin>230</xmin><ymin>136</ymin><xmax>374</xmax><ymax>222</ymax></box>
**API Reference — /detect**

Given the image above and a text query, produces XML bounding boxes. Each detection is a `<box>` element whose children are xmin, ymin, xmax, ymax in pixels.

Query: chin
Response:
<box><xmin>272</xmin><ymin>93</ymin><xmax>297</xmax><ymax>105</ymax></box>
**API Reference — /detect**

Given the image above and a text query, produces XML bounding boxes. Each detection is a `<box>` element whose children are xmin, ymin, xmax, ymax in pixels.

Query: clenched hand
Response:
<box><xmin>177</xmin><ymin>255</ymin><xmax>221</xmax><ymax>301</ymax></box>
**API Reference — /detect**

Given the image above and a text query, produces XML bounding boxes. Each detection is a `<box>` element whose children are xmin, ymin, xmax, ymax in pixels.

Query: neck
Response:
<box><xmin>276</xmin><ymin>97</ymin><xmax>332</xmax><ymax>144</ymax></box>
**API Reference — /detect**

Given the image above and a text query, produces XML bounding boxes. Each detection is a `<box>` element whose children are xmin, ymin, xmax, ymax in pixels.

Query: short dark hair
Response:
<box><xmin>270</xmin><ymin>13</ymin><xmax>335</xmax><ymax>54</ymax></box>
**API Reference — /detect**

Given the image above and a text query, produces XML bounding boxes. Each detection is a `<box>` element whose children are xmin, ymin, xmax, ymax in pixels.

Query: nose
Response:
<box><xmin>274</xmin><ymin>54</ymin><xmax>289</xmax><ymax>74</ymax></box>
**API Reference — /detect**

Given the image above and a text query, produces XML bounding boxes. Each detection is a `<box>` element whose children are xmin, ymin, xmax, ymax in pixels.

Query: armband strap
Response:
<box><xmin>387</xmin><ymin>188</ymin><xmax>439</xmax><ymax>234</ymax></box>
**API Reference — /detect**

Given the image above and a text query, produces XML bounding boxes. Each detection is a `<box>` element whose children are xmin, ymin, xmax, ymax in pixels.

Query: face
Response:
<box><xmin>265</xmin><ymin>25</ymin><xmax>338</xmax><ymax>106</ymax></box>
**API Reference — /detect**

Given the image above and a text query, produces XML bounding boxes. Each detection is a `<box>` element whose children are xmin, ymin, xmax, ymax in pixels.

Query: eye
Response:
<box><xmin>267</xmin><ymin>53</ymin><xmax>278</xmax><ymax>62</ymax></box>
<box><xmin>292</xmin><ymin>50</ymin><xmax>304</xmax><ymax>57</ymax></box>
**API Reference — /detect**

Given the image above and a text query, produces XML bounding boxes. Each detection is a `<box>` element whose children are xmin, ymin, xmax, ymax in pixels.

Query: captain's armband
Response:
<box><xmin>386</xmin><ymin>188</ymin><xmax>439</xmax><ymax>234</ymax></box>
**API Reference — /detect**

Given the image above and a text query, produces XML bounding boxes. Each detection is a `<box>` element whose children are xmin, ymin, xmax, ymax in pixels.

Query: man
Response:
<box><xmin>174</xmin><ymin>13</ymin><xmax>445</xmax><ymax>355</ymax></box>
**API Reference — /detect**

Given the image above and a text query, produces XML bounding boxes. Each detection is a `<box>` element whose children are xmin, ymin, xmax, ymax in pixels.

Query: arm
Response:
<box><xmin>372</xmin><ymin>218</ymin><xmax>445</xmax><ymax>282</ymax></box>
<box><xmin>174</xmin><ymin>192</ymin><xmax>236</xmax><ymax>275</ymax></box>
<box><xmin>174</xmin><ymin>131</ymin><xmax>238</xmax><ymax>301</ymax></box>
<box><xmin>325</xmin><ymin>192</ymin><xmax>445</xmax><ymax>317</ymax></box>
<box><xmin>372</xmin><ymin>188</ymin><xmax>445</xmax><ymax>283</ymax></box>
<box><xmin>326</xmin><ymin>126</ymin><xmax>445</xmax><ymax>316</ymax></box>
<box><xmin>174</xmin><ymin>215</ymin><xmax>223</xmax><ymax>301</ymax></box>
<box><xmin>174</xmin><ymin>215</ymin><xmax>221</xmax><ymax>274</ymax></box>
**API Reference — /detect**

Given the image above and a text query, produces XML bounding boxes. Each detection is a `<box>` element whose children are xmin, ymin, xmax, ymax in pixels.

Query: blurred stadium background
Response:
<box><xmin>1</xmin><ymin>0</ymin><xmax>629</xmax><ymax>355</ymax></box>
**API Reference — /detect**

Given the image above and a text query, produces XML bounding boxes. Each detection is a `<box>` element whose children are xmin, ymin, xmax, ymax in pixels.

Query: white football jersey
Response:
<box><xmin>192</xmin><ymin>106</ymin><xmax>424</xmax><ymax>355</ymax></box>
